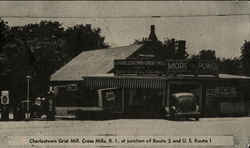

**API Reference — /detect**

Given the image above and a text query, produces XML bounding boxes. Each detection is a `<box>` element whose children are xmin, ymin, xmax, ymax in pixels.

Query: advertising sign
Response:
<box><xmin>114</xmin><ymin>60</ymin><xmax>166</xmax><ymax>75</ymax></box>
<box><xmin>166</xmin><ymin>61</ymin><xmax>189</xmax><ymax>73</ymax></box>
<box><xmin>215</xmin><ymin>87</ymin><xmax>236</xmax><ymax>97</ymax></box>
<box><xmin>206</xmin><ymin>89</ymin><xmax>215</xmax><ymax>106</ymax></box>
<box><xmin>197</xmin><ymin>62</ymin><xmax>219</xmax><ymax>75</ymax></box>
<box><xmin>98</xmin><ymin>88</ymin><xmax>121</xmax><ymax>112</ymax></box>
<box><xmin>114</xmin><ymin>59</ymin><xmax>219</xmax><ymax>76</ymax></box>
<box><xmin>105</xmin><ymin>91</ymin><xmax>115</xmax><ymax>101</ymax></box>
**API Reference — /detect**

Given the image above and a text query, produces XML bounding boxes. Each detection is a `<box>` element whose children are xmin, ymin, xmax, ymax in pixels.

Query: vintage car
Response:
<box><xmin>165</xmin><ymin>92</ymin><xmax>200</xmax><ymax>120</ymax></box>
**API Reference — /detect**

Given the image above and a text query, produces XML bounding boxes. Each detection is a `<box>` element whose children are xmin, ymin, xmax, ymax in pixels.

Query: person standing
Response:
<box><xmin>30</xmin><ymin>96</ymin><xmax>42</xmax><ymax>118</ymax></box>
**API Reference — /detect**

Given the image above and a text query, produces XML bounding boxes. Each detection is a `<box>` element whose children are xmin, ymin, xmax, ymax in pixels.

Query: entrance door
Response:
<box><xmin>130</xmin><ymin>88</ymin><xmax>163</xmax><ymax>118</ymax></box>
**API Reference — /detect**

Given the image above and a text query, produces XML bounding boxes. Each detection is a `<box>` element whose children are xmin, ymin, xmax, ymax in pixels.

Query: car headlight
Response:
<box><xmin>171</xmin><ymin>106</ymin><xmax>176</xmax><ymax>112</ymax></box>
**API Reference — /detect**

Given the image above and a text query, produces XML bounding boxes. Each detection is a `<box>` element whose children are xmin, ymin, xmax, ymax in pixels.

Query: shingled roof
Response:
<box><xmin>50</xmin><ymin>44</ymin><xmax>144</xmax><ymax>81</ymax></box>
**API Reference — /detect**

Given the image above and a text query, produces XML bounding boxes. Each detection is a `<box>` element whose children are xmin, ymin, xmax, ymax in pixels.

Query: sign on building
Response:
<box><xmin>105</xmin><ymin>91</ymin><xmax>115</xmax><ymax>101</ymax></box>
<box><xmin>215</xmin><ymin>87</ymin><xmax>236</xmax><ymax>97</ymax></box>
<box><xmin>114</xmin><ymin>59</ymin><xmax>219</xmax><ymax>76</ymax></box>
<box><xmin>114</xmin><ymin>60</ymin><xmax>166</xmax><ymax>75</ymax></box>
<box><xmin>98</xmin><ymin>88</ymin><xmax>121</xmax><ymax>112</ymax></box>
<box><xmin>206</xmin><ymin>89</ymin><xmax>215</xmax><ymax>106</ymax></box>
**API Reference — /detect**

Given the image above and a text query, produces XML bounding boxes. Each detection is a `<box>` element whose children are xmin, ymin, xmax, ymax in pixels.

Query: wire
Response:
<box><xmin>1</xmin><ymin>13</ymin><xmax>250</xmax><ymax>19</ymax></box>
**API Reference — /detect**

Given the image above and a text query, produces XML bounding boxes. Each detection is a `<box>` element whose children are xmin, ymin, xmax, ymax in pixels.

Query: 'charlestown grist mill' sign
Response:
<box><xmin>114</xmin><ymin>60</ymin><xmax>219</xmax><ymax>76</ymax></box>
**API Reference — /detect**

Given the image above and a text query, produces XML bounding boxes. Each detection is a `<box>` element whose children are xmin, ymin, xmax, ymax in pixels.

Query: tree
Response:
<box><xmin>240</xmin><ymin>40</ymin><xmax>250</xmax><ymax>75</ymax></box>
<box><xmin>63</xmin><ymin>24</ymin><xmax>109</xmax><ymax>57</ymax></box>
<box><xmin>189</xmin><ymin>50</ymin><xmax>217</xmax><ymax>62</ymax></box>
<box><xmin>0</xmin><ymin>18</ymin><xmax>12</xmax><ymax>90</ymax></box>
<box><xmin>133</xmin><ymin>37</ymin><xmax>148</xmax><ymax>45</ymax></box>
<box><xmin>199</xmin><ymin>50</ymin><xmax>216</xmax><ymax>61</ymax></box>
<box><xmin>161</xmin><ymin>38</ymin><xmax>176</xmax><ymax>59</ymax></box>
<box><xmin>220</xmin><ymin>57</ymin><xmax>241</xmax><ymax>74</ymax></box>
<box><xmin>159</xmin><ymin>38</ymin><xmax>188</xmax><ymax>60</ymax></box>
<box><xmin>189</xmin><ymin>54</ymin><xmax>200</xmax><ymax>63</ymax></box>
<box><xmin>20</xmin><ymin>21</ymin><xmax>65</xmax><ymax>94</ymax></box>
<box><xmin>3</xmin><ymin>20</ymin><xmax>66</xmax><ymax>100</ymax></box>
<box><xmin>0</xmin><ymin>19</ymin><xmax>110</xmax><ymax>105</ymax></box>
<box><xmin>0</xmin><ymin>18</ymin><xmax>9</xmax><ymax>53</ymax></box>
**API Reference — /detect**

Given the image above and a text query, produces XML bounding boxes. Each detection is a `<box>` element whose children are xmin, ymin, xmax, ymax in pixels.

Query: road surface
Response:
<box><xmin>0</xmin><ymin>117</ymin><xmax>249</xmax><ymax>148</ymax></box>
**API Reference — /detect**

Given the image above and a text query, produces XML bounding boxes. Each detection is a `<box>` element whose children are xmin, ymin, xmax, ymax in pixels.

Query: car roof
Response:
<box><xmin>171</xmin><ymin>93</ymin><xmax>195</xmax><ymax>98</ymax></box>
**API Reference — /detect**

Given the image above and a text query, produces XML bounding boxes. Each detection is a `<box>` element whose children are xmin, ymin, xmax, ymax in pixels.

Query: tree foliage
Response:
<box><xmin>133</xmin><ymin>37</ymin><xmax>148</xmax><ymax>45</ymax></box>
<box><xmin>189</xmin><ymin>50</ymin><xmax>217</xmax><ymax>63</ymax></box>
<box><xmin>240</xmin><ymin>40</ymin><xmax>250</xmax><ymax>75</ymax></box>
<box><xmin>162</xmin><ymin>38</ymin><xmax>188</xmax><ymax>60</ymax></box>
<box><xmin>0</xmin><ymin>18</ymin><xmax>9</xmax><ymax>52</ymax></box>
<box><xmin>220</xmin><ymin>58</ymin><xmax>241</xmax><ymax>75</ymax></box>
<box><xmin>0</xmin><ymin>19</ymin><xmax>109</xmax><ymax>104</ymax></box>
<box><xmin>199</xmin><ymin>50</ymin><xmax>216</xmax><ymax>61</ymax></box>
<box><xmin>63</xmin><ymin>24</ymin><xmax>109</xmax><ymax>57</ymax></box>
<box><xmin>0</xmin><ymin>18</ymin><xmax>12</xmax><ymax>91</ymax></box>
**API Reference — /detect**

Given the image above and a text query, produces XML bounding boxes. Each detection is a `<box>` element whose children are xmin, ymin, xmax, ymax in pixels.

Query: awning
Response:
<box><xmin>82</xmin><ymin>76</ymin><xmax>168</xmax><ymax>89</ymax></box>
<box><xmin>82</xmin><ymin>73</ymin><xmax>226</xmax><ymax>89</ymax></box>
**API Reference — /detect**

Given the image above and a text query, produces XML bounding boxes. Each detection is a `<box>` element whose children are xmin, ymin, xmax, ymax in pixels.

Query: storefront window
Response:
<box><xmin>55</xmin><ymin>87</ymin><xmax>98</xmax><ymax>107</ymax></box>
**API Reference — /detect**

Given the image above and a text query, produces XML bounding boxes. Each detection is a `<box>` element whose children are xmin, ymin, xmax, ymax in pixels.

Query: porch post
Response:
<box><xmin>162</xmin><ymin>89</ymin><xmax>166</xmax><ymax>107</ymax></box>
<box><xmin>129</xmin><ymin>89</ymin><xmax>133</xmax><ymax>106</ymax></box>
<box><xmin>121</xmin><ymin>88</ymin><xmax>125</xmax><ymax>113</ymax></box>
<box><xmin>167</xmin><ymin>83</ymin><xmax>170</xmax><ymax>107</ymax></box>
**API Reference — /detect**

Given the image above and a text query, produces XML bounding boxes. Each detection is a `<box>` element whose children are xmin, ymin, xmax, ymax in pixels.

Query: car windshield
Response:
<box><xmin>177</xmin><ymin>96</ymin><xmax>195</xmax><ymax>103</ymax></box>
<box><xmin>174</xmin><ymin>95</ymin><xmax>197</xmax><ymax>111</ymax></box>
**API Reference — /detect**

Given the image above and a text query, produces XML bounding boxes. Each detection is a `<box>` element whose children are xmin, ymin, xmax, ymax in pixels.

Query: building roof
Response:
<box><xmin>218</xmin><ymin>73</ymin><xmax>250</xmax><ymax>79</ymax></box>
<box><xmin>83</xmin><ymin>73</ymin><xmax>250</xmax><ymax>80</ymax></box>
<box><xmin>50</xmin><ymin>44</ymin><xmax>144</xmax><ymax>81</ymax></box>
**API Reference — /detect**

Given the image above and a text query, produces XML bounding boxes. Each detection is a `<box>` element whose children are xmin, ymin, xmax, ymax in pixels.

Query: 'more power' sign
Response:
<box><xmin>167</xmin><ymin>61</ymin><xmax>188</xmax><ymax>71</ymax></box>
<box><xmin>114</xmin><ymin>60</ymin><xmax>219</xmax><ymax>76</ymax></box>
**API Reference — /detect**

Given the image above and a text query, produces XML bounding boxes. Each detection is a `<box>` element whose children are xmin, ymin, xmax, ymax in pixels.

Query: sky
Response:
<box><xmin>0</xmin><ymin>1</ymin><xmax>249</xmax><ymax>58</ymax></box>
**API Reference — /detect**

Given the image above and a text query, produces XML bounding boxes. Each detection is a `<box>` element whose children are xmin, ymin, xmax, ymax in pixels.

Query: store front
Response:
<box><xmin>127</xmin><ymin>88</ymin><xmax>164</xmax><ymax>118</ymax></box>
<box><xmin>81</xmin><ymin>59</ymin><xmax>250</xmax><ymax>118</ymax></box>
<box><xmin>50</xmin><ymin>25</ymin><xmax>250</xmax><ymax>118</ymax></box>
<box><xmin>201</xmin><ymin>78</ymin><xmax>250</xmax><ymax>117</ymax></box>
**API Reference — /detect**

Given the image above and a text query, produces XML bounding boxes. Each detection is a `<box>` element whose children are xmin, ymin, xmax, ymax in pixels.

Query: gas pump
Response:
<box><xmin>46</xmin><ymin>92</ymin><xmax>55</xmax><ymax>120</ymax></box>
<box><xmin>1</xmin><ymin>91</ymin><xmax>10</xmax><ymax>121</ymax></box>
<box><xmin>13</xmin><ymin>102</ymin><xmax>22</xmax><ymax>121</ymax></box>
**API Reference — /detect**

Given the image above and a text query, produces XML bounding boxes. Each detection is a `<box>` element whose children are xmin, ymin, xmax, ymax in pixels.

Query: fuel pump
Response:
<box><xmin>13</xmin><ymin>102</ymin><xmax>22</xmax><ymax>121</ymax></box>
<box><xmin>46</xmin><ymin>92</ymin><xmax>55</xmax><ymax>120</ymax></box>
<box><xmin>1</xmin><ymin>91</ymin><xmax>10</xmax><ymax>121</ymax></box>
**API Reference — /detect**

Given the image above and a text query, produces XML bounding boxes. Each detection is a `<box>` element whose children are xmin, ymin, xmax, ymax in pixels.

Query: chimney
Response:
<box><xmin>148</xmin><ymin>25</ymin><xmax>158</xmax><ymax>42</ymax></box>
<box><xmin>151</xmin><ymin>25</ymin><xmax>155</xmax><ymax>34</ymax></box>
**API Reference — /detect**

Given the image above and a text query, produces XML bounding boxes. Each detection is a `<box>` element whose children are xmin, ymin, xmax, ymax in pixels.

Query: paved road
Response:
<box><xmin>0</xmin><ymin>117</ymin><xmax>249</xmax><ymax>148</ymax></box>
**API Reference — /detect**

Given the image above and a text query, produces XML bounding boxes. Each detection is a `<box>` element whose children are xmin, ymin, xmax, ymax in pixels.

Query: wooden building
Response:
<box><xmin>50</xmin><ymin>25</ymin><xmax>250</xmax><ymax>117</ymax></box>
